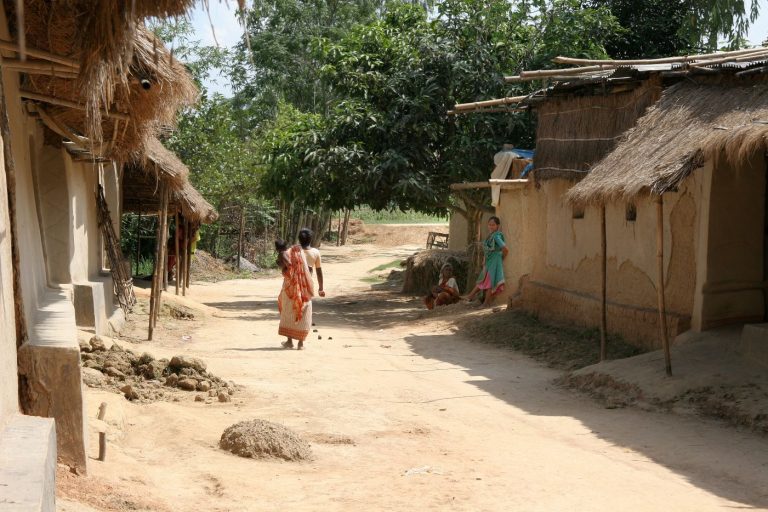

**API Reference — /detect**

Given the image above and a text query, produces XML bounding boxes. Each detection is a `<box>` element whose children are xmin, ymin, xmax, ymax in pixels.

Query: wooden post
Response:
<box><xmin>174</xmin><ymin>211</ymin><xmax>180</xmax><ymax>295</ymax></box>
<box><xmin>148</xmin><ymin>210</ymin><xmax>162</xmax><ymax>340</ymax></box>
<box><xmin>656</xmin><ymin>195</ymin><xmax>672</xmax><ymax>376</ymax></box>
<box><xmin>98</xmin><ymin>432</ymin><xmax>107</xmax><ymax>461</ymax></box>
<box><xmin>135</xmin><ymin>212</ymin><xmax>141</xmax><ymax>276</ymax></box>
<box><xmin>237</xmin><ymin>206</ymin><xmax>245</xmax><ymax>270</ymax></box>
<box><xmin>155</xmin><ymin>188</ymin><xmax>170</xmax><ymax>320</ymax></box>
<box><xmin>184</xmin><ymin>220</ymin><xmax>191</xmax><ymax>293</ymax></box>
<box><xmin>600</xmin><ymin>205</ymin><xmax>608</xmax><ymax>362</ymax></box>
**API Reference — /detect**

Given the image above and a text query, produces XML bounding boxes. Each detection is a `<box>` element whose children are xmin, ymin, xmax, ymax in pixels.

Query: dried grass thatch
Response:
<box><xmin>123</xmin><ymin>138</ymin><xmax>217</xmax><ymax>224</ymax></box>
<box><xmin>567</xmin><ymin>78</ymin><xmax>768</xmax><ymax>204</ymax></box>
<box><xmin>11</xmin><ymin>1</ymin><xmax>197</xmax><ymax>157</ymax></box>
<box><xmin>533</xmin><ymin>76</ymin><xmax>662</xmax><ymax>181</ymax></box>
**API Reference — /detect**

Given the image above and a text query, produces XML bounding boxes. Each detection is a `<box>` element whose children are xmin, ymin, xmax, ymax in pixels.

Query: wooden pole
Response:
<box><xmin>148</xmin><ymin>212</ymin><xmax>162</xmax><ymax>340</ymax></box>
<box><xmin>156</xmin><ymin>188</ymin><xmax>170</xmax><ymax>316</ymax></box>
<box><xmin>0</xmin><ymin>39</ymin><xmax>80</xmax><ymax>67</ymax></box>
<box><xmin>656</xmin><ymin>195</ymin><xmax>672</xmax><ymax>376</ymax></box>
<box><xmin>135</xmin><ymin>212</ymin><xmax>141</xmax><ymax>275</ymax></box>
<box><xmin>174</xmin><ymin>212</ymin><xmax>180</xmax><ymax>295</ymax></box>
<box><xmin>237</xmin><ymin>206</ymin><xmax>244</xmax><ymax>270</ymax></box>
<box><xmin>336</xmin><ymin>211</ymin><xmax>342</xmax><ymax>246</ymax></box>
<box><xmin>600</xmin><ymin>205</ymin><xmax>608</xmax><ymax>362</ymax></box>
<box><xmin>184</xmin><ymin>220</ymin><xmax>191</xmax><ymax>292</ymax></box>
<box><xmin>98</xmin><ymin>432</ymin><xmax>107</xmax><ymax>462</ymax></box>
<box><xmin>19</xmin><ymin>90</ymin><xmax>129</xmax><ymax>119</ymax></box>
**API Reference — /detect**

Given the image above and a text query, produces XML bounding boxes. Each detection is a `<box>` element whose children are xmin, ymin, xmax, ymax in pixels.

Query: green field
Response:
<box><xmin>353</xmin><ymin>207</ymin><xmax>447</xmax><ymax>225</ymax></box>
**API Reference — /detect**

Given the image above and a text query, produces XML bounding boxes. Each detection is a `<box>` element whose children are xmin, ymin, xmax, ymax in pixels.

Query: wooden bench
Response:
<box><xmin>426</xmin><ymin>232</ymin><xmax>449</xmax><ymax>249</ymax></box>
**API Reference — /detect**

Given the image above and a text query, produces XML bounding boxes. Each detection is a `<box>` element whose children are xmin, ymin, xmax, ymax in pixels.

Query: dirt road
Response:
<box><xmin>63</xmin><ymin>243</ymin><xmax>768</xmax><ymax>511</ymax></box>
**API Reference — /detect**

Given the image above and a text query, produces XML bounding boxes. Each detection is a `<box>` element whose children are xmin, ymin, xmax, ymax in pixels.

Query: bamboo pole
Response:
<box><xmin>600</xmin><ymin>205</ymin><xmax>607</xmax><ymax>362</ymax></box>
<box><xmin>0</xmin><ymin>58</ymin><xmax>78</xmax><ymax>74</ymax></box>
<box><xmin>135</xmin><ymin>213</ymin><xmax>141</xmax><ymax>275</ymax></box>
<box><xmin>656</xmin><ymin>195</ymin><xmax>672</xmax><ymax>376</ymax></box>
<box><xmin>174</xmin><ymin>212</ymin><xmax>180</xmax><ymax>295</ymax></box>
<box><xmin>237</xmin><ymin>206</ymin><xmax>244</xmax><ymax>270</ymax></box>
<box><xmin>148</xmin><ymin>213</ymin><xmax>162</xmax><ymax>340</ymax></box>
<box><xmin>157</xmin><ymin>189</ymin><xmax>170</xmax><ymax>314</ymax></box>
<box><xmin>0</xmin><ymin>39</ymin><xmax>80</xmax><ymax>67</ymax></box>
<box><xmin>19</xmin><ymin>90</ymin><xmax>129</xmax><ymax>120</ymax></box>
<box><xmin>180</xmin><ymin>220</ymin><xmax>187</xmax><ymax>296</ymax></box>
<box><xmin>0</xmin><ymin>58</ymin><xmax>27</xmax><ymax>347</ymax></box>
<box><xmin>184</xmin><ymin>220</ymin><xmax>191</xmax><ymax>293</ymax></box>
<box><xmin>552</xmin><ymin>47</ymin><xmax>768</xmax><ymax>67</ymax></box>
<box><xmin>453</xmin><ymin>94</ymin><xmax>530</xmax><ymax>112</ymax></box>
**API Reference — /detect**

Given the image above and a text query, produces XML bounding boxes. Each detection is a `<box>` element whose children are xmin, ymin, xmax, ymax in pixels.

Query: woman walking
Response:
<box><xmin>276</xmin><ymin>239</ymin><xmax>315</xmax><ymax>349</ymax></box>
<box><xmin>466</xmin><ymin>216</ymin><xmax>508</xmax><ymax>306</ymax></box>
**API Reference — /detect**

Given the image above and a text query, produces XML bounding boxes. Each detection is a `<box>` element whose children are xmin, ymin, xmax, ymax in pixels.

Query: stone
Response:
<box><xmin>120</xmin><ymin>384</ymin><xmax>139</xmax><ymax>401</ymax></box>
<box><xmin>169</xmin><ymin>355</ymin><xmax>207</xmax><ymax>373</ymax></box>
<box><xmin>81</xmin><ymin>367</ymin><xmax>107</xmax><ymax>388</ymax></box>
<box><xmin>228</xmin><ymin>388</ymin><xmax>234</xmax><ymax>396</ymax></box>
<box><xmin>80</xmin><ymin>352</ymin><xmax>94</xmax><ymax>362</ymax></box>
<box><xmin>138</xmin><ymin>352</ymin><xmax>155</xmax><ymax>365</ymax></box>
<box><xmin>138</xmin><ymin>360</ymin><xmax>166</xmax><ymax>380</ymax></box>
<box><xmin>178</xmin><ymin>378</ymin><xmax>198</xmax><ymax>391</ymax></box>
<box><xmin>89</xmin><ymin>336</ymin><xmax>107</xmax><ymax>352</ymax></box>
<box><xmin>197</xmin><ymin>380</ymin><xmax>211</xmax><ymax>392</ymax></box>
<box><xmin>209</xmin><ymin>390</ymin><xmax>217</xmax><ymax>397</ymax></box>
<box><xmin>83</xmin><ymin>359</ymin><xmax>101</xmax><ymax>370</ymax></box>
<box><xmin>195</xmin><ymin>395</ymin><xmax>205</xmax><ymax>402</ymax></box>
<box><xmin>109</xmin><ymin>343</ymin><xmax>124</xmax><ymax>352</ymax></box>
<box><xmin>104</xmin><ymin>367</ymin><xmax>126</xmax><ymax>380</ymax></box>
<box><xmin>218</xmin><ymin>392</ymin><xmax>231</xmax><ymax>403</ymax></box>
<box><xmin>165</xmin><ymin>374</ymin><xmax>179</xmax><ymax>387</ymax></box>
<box><xmin>78</xmin><ymin>339</ymin><xmax>92</xmax><ymax>353</ymax></box>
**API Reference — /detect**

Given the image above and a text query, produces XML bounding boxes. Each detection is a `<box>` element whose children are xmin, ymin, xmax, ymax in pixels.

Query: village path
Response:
<box><xmin>68</xmin><ymin>240</ymin><xmax>768</xmax><ymax>512</ymax></box>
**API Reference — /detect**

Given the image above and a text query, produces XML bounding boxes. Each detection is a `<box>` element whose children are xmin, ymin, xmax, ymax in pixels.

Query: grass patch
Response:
<box><xmin>369</xmin><ymin>260</ymin><xmax>403</xmax><ymax>272</ymax></box>
<box><xmin>461</xmin><ymin>310</ymin><xmax>646</xmax><ymax>371</ymax></box>
<box><xmin>354</xmin><ymin>207</ymin><xmax>447</xmax><ymax>225</ymax></box>
<box><xmin>360</xmin><ymin>275</ymin><xmax>385</xmax><ymax>284</ymax></box>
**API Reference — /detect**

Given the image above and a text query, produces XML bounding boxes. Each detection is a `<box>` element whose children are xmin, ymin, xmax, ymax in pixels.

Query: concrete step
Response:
<box><xmin>0</xmin><ymin>415</ymin><xmax>56</xmax><ymax>511</ymax></box>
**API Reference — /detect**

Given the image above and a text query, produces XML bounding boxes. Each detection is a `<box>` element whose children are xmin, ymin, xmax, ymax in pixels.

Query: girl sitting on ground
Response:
<box><xmin>424</xmin><ymin>263</ymin><xmax>461</xmax><ymax>310</ymax></box>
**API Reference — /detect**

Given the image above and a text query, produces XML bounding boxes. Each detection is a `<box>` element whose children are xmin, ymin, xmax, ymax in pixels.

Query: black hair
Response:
<box><xmin>489</xmin><ymin>216</ymin><xmax>501</xmax><ymax>225</ymax></box>
<box><xmin>298</xmin><ymin>228</ymin><xmax>313</xmax><ymax>248</ymax></box>
<box><xmin>275</xmin><ymin>239</ymin><xmax>288</xmax><ymax>267</ymax></box>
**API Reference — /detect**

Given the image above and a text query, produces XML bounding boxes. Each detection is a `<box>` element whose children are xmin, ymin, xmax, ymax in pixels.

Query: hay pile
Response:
<box><xmin>402</xmin><ymin>250</ymin><xmax>469</xmax><ymax>295</ymax></box>
<box><xmin>220</xmin><ymin>420</ymin><xmax>312</xmax><ymax>461</ymax></box>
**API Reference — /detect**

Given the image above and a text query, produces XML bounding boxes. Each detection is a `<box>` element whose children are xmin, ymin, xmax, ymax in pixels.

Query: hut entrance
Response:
<box><xmin>694</xmin><ymin>152</ymin><xmax>767</xmax><ymax>330</ymax></box>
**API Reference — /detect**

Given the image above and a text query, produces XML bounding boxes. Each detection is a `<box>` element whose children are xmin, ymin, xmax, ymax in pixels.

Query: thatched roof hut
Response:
<box><xmin>5</xmin><ymin>0</ymin><xmax>198</xmax><ymax>158</ymax></box>
<box><xmin>566</xmin><ymin>79</ymin><xmax>768</xmax><ymax>204</ymax></box>
<box><xmin>123</xmin><ymin>138</ymin><xmax>217</xmax><ymax>225</ymax></box>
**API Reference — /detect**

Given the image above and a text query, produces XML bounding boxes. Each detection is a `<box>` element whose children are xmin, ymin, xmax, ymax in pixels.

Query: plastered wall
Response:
<box><xmin>0</xmin><ymin>129</ymin><xmax>19</xmax><ymax>428</ymax></box>
<box><xmin>499</xmin><ymin>176</ymin><xmax>702</xmax><ymax>348</ymax></box>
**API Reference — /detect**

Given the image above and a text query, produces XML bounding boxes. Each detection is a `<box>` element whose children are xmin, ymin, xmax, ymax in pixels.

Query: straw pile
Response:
<box><xmin>567</xmin><ymin>78</ymin><xmax>768</xmax><ymax>204</ymax></box>
<box><xmin>533</xmin><ymin>76</ymin><xmax>662</xmax><ymax>181</ymax></box>
<box><xmin>402</xmin><ymin>250</ymin><xmax>469</xmax><ymax>295</ymax></box>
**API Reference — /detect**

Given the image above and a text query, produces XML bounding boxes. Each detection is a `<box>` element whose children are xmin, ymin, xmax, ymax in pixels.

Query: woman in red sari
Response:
<box><xmin>276</xmin><ymin>240</ymin><xmax>315</xmax><ymax>350</ymax></box>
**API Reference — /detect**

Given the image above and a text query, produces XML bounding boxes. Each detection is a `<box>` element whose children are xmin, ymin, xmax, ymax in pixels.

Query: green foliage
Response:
<box><xmin>256</xmin><ymin>0</ymin><xmax>622</xmax><ymax>214</ymax></box>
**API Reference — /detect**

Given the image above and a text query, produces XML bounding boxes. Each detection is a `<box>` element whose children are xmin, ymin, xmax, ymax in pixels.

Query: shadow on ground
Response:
<box><xmin>404</xmin><ymin>329</ymin><xmax>768</xmax><ymax>509</ymax></box>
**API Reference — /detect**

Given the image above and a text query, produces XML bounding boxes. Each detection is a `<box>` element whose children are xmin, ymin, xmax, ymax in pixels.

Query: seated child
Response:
<box><xmin>424</xmin><ymin>263</ymin><xmax>460</xmax><ymax>310</ymax></box>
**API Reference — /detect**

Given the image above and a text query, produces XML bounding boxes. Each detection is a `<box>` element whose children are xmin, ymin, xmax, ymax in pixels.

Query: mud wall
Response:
<box><xmin>498</xmin><ymin>176</ymin><xmax>702</xmax><ymax>349</ymax></box>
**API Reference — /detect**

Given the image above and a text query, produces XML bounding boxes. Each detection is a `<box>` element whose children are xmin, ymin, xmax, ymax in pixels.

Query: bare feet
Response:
<box><xmin>281</xmin><ymin>339</ymin><xmax>294</xmax><ymax>349</ymax></box>
<box><xmin>297</xmin><ymin>341</ymin><xmax>304</xmax><ymax>350</ymax></box>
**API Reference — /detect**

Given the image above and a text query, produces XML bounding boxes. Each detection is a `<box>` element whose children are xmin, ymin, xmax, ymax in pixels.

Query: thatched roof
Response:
<box><xmin>567</xmin><ymin>79</ymin><xmax>768</xmax><ymax>204</ymax></box>
<box><xmin>123</xmin><ymin>138</ymin><xmax>217</xmax><ymax>224</ymax></box>
<box><xmin>8</xmin><ymin>1</ymin><xmax>198</xmax><ymax>158</ymax></box>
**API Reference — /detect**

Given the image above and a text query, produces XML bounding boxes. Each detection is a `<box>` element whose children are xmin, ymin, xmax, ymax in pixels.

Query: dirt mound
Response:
<box><xmin>219</xmin><ymin>419</ymin><xmax>312</xmax><ymax>461</ymax></box>
<box><xmin>79</xmin><ymin>336</ymin><xmax>236</xmax><ymax>403</ymax></box>
<box><xmin>190</xmin><ymin>250</ymin><xmax>256</xmax><ymax>282</ymax></box>
<box><xmin>402</xmin><ymin>250</ymin><xmax>469</xmax><ymax>294</ymax></box>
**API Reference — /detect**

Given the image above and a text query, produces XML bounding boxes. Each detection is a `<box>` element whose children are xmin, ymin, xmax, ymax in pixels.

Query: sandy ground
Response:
<box><xmin>60</xmin><ymin>239</ymin><xmax>768</xmax><ymax>511</ymax></box>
